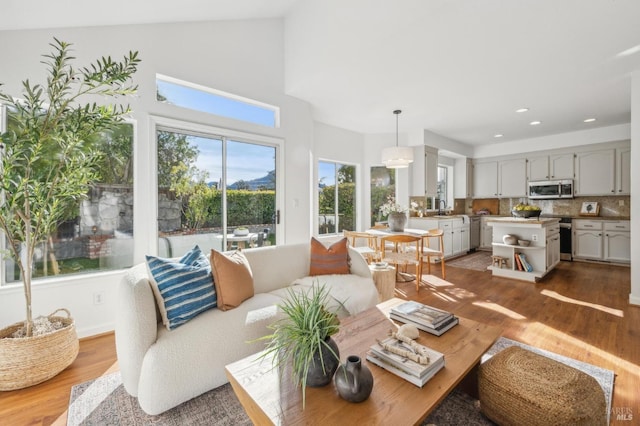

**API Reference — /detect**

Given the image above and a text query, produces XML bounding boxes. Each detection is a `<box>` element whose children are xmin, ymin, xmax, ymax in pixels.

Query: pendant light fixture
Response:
<box><xmin>381</xmin><ymin>109</ymin><xmax>413</xmax><ymax>169</ymax></box>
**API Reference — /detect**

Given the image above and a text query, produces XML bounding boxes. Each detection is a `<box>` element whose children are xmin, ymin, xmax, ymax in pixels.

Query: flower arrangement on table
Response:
<box><xmin>379</xmin><ymin>196</ymin><xmax>407</xmax><ymax>217</ymax></box>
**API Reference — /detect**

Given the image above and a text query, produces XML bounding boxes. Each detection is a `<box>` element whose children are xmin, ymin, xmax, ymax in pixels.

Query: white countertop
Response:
<box><xmin>486</xmin><ymin>217</ymin><xmax>560</xmax><ymax>225</ymax></box>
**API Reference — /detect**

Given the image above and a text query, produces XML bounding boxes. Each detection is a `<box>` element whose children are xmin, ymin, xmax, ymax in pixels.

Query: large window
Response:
<box><xmin>1</xmin><ymin>107</ymin><xmax>135</xmax><ymax>285</ymax></box>
<box><xmin>370</xmin><ymin>166</ymin><xmax>396</xmax><ymax>226</ymax></box>
<box><xmin>437</xmin><ymin>165</ymin><xmax>448</xmax><ymax>209</ymax></box>
<box><xmin>156</xmin><ymin>74</ymin><xmax>280</xmax><ymax>128</ymax></box>
<box><xmin>318</xmin><ymin>161</ymin><xmax>356</xmax><ymax>235</ymax></box>
<box><xmin>156</xmin><ymin>126</ymin><xmax>278</xmax><ymax>255</ymax></box>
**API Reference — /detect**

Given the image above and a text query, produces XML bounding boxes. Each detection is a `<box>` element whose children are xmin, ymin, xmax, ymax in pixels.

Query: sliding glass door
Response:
<box><xmin>156</xmin><ymin>127</ymin><xmax>278</xmax><ymax>257</ymax></box>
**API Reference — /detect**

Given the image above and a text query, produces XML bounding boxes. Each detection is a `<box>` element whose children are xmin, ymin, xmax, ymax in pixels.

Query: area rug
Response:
<box><xmin>67</xmin><ymin>338</ymin><xmax>614</xmax><ymax>426</ymax></box>
<box><xmin>447</xmin><ymin>251</ymin><xmax>492</xmax><ymax>272</ymax></box>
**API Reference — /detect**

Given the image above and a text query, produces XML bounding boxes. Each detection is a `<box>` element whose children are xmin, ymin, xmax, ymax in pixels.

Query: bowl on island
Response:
<box><xmin>518</xmin><ymin>239</ymin><xmax>531</xmax><ymax>247</ymax></box>
<box><xmin>503</xmin><ymin>234</ymin><xmax>519</xmax><ymax>245</ymax></box>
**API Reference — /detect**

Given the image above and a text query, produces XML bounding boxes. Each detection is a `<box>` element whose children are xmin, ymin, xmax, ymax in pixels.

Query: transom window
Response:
<box><xmin>156</xmin><ymin>74</ymin><xmax>280</xmax><ymax>128</ymax></box>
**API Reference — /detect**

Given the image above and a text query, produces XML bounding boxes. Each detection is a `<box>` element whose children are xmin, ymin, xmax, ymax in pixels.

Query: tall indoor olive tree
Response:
<box><xmin>0</xmin><ymin>39</ymin><xmax>139</xmax><ymax>336</ymax></box>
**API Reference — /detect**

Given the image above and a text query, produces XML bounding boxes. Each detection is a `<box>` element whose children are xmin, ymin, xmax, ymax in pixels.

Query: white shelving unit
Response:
<box><xmin>487</xmin><ymin>218</ymin><xmax>561</xmax><ymax>283</ymax></box>
<box><xmin>490</xmin><ymin>243</ymin><xmax>546</xmax><ymax>282</ymax></box>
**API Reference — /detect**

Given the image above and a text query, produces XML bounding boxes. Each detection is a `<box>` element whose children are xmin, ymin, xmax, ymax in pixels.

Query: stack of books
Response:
<box><xmin>366</xmin><ymin>336</ymin><xmax>445</xmax><ymax>387</ymax></box>
<box><xmin>514</xmin><ymin>252</ymin><xmax>533</xmax><ymax>272</ymax></box>
<box><xmin>389</xmin><ymin>301</ymin><xmax>459</xmax><ymax>336</ymax></box>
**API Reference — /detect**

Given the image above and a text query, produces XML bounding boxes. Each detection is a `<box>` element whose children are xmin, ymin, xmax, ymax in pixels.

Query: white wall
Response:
<box><xmin>473</xmin><ymin>124</ymin><xmax>631</xmax><ymax>158</ymax></box>
<box><xmin>0</xmin><ymin>19</ymin><xmax>315</xmax><ymax>336</ymax></box>
<box><xmin>630</xmin><ymin>70</ymin><xmax>640</xmax><ymax>306</ymax></box>
<box><xmin>313</xmin><ymin>122</ymin><xmax>365</xmax><ymax>234</ymax></box>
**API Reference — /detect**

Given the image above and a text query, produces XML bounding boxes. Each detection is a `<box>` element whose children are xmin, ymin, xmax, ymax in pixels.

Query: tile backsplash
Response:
<box><xmin>498</xmin><ymin>196</ymin><xmax>630</xmax><ymax>218</ymax></box>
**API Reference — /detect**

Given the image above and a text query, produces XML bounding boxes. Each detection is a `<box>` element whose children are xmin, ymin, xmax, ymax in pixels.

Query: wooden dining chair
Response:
<box><xmin>343</xmin><ymin>230</ymin><xmax>378</xmax><ymax>263</ymax></box>
<box><xmin>379</xmin><ymin>234</ymin><xmax>423</xmax><ymax>289</ymax></box>
<box><xmin>420</xmin><ymin>229</ymin><xmax>446</xmax><ymax>280</ymax></box>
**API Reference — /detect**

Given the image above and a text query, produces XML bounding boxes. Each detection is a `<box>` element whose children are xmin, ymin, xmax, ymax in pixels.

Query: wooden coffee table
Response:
<box><xmin>225</xmin><ymin>298</ymin><xmax>501</xmax><ymax>425</ymax></box>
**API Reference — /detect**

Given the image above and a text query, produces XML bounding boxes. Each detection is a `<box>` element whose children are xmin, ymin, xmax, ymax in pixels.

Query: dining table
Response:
<box><xmin>365</xmin><ymin>227</ymin><xmax>430</xmax><ymax>282</ymax></box>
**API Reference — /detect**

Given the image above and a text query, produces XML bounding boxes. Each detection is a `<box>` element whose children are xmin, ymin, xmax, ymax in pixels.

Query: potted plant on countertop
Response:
<box><xmin>257</xmin><ymin>283</ymin><xmax>341</xmax><ymax>407</ymax></box>
<box><xmin>0</xmin><ymin>38</ymin><xmax>139</xmax><ymax>390</ymax></box>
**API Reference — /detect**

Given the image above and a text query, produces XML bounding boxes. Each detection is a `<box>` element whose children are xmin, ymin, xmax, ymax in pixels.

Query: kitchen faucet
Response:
<box><xmin>438</xmin><ymin>199</ymin><xmax>446</xmax><ymax>215</ymax></box>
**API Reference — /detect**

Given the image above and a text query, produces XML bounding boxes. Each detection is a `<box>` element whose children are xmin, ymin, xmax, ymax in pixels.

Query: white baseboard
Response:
<box><xmin>78</xmin><ymin>323</ymin><xmax>115</xmax><ymax>339</ymax></box>
<box><xmin>629</xmin><ymin>293</ymin><xmax>640</xmax><ymax>307</ymax></box>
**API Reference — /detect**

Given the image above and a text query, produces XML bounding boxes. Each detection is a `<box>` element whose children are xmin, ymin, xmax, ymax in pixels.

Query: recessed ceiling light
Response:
<box><xmin>530</xmin><ymin>121</ymin><xmax>541</xmax><ymax>126</ymax></box>
<box><xmin>516</xmin><ymin>108</ymin><xmax>529</xmax><ymax>113</ymax></box>
<box><xmin>583</xmin><ymin>118</ymin><xmax>596</xmax><ymax>123</ymax></box>
<box><xmin>494</xmin><ymin>134</ymin><xmax>504</xmax><ymax>138</ymax></box>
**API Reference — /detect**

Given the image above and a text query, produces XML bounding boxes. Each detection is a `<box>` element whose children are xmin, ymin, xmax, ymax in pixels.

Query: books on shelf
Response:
<box><xmin>390</xmin><ymin>301</ymin><xmax>458</xmax><ymax>336</ymax></box>
<box><xmin>366</xmin><ymin>336</ymin><xmax>445</xmax><ymax>387</ymax></box>
<box><xmin>514</xmin><ymin>253</ymin><xmax>523</xmax><ymax>270</ymax></box>
<box><xmin>516</xmin><ymin>253</ymin><xmax>533</xmax><ymax>272</ymax></box>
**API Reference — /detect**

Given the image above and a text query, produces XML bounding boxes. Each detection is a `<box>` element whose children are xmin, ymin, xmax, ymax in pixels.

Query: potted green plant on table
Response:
<box><xmin>258</xmin><ymin>283</ymin><xmax>341</xmax><ymax>407</ymax></box>
<box><xmin>0</xmin><ymin>38</ymin><xmax>139</xmax><ymax>390</ymax></box>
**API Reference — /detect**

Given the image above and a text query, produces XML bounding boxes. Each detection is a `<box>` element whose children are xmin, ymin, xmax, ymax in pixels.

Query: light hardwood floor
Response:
<box><xmin>0</xmin><ymin>259</ymin><xmax>637</xmax><ymax>425</ymax></box>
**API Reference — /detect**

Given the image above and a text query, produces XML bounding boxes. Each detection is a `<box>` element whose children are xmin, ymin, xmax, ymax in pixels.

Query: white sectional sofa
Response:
<box><xmin>115</xmin><ymin>242</ymin><xmax>378</xmax><ymax>415</ymax></box>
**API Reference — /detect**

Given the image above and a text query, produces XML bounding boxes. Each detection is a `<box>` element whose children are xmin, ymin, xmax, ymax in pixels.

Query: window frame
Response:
<box><xmin>156</xmin><ymin>74</ymin><xmax>281</xmax><ymax>128</ymax></box>
<box><xmin>147</xmin><ymin>115</ymin><xmax>284</xmax><ymax>256</ymax></box>
<box><xmin>0</xmin><ymin>102</ymin><xmax>138</xmax><ymax>287</ymax></box>
<box><xmin>317</xmin><ymin>159</ymin><xmax>358</xmax><ymax>236</ymax></box>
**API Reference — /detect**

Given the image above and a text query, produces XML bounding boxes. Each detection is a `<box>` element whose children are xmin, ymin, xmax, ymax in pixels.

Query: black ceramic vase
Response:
<box><xmin>334</xmin><ymin>355</ymin><xmax>374</xmax><ymax>402</ymax></box>
<box><xmin>306</xmin><ymin>337</ymin><xmax>340</xmax><ymax>387</ymax></box>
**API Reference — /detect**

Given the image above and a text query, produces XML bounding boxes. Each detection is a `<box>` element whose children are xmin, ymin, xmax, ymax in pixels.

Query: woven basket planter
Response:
<box><xmin>0</xmin><ymin>308</ymin><xmax>79</xmax><ymax>391</ymax></box>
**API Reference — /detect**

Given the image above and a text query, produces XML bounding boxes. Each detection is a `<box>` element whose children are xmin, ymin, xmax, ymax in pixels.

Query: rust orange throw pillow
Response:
<box><xmin>210</xmin><ymin>249</ymin><xmax>254</xmax><ymax>311</ymax></box>
<box><xmin>309</xmin><ymin>237</ymin><xmax>350</xmax><ymax>276</ymax></box>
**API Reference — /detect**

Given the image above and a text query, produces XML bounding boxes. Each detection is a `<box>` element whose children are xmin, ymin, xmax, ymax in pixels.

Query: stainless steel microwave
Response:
<box><xmin>528</xmin><ymin>179</ymin><xmax>574</xmax><ymax>199</ymax></box>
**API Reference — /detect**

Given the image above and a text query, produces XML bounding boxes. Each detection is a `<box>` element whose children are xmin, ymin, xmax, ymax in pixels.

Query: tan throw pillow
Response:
<box><xmin>210</xmin><ymin>249</ymin><xmax>254</xmax><ymax>311</ymax></box>
<box><xmin>309</xmin><ymin>237</ymin><xmax>350</xmax><ymax>276</ymax></box>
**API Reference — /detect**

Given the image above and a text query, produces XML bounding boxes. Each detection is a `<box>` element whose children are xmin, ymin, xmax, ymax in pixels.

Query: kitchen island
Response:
<box><xmin>487</xmin><ymin>217</ymin><xmax>560</xmax><ymax>282</ymax></box>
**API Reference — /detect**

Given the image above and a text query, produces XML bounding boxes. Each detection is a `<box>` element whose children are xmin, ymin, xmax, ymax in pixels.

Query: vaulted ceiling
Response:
<box><xmin>4</xmin><ymin>0</ymin><xmax>640</xmax><ymax>145</ymax></box>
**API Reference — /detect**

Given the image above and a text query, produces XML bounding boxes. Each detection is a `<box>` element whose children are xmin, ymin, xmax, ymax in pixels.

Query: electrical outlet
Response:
<box><xmin>619</xmin><ymin>199</ymin><xmax>624</xmax><ymax>206</ymax></box>
<box><xmin>531</xmin><ymin>234</ymin><xmax>538</xmax><ymax>242</ymax></box>
<box><xmin>93</xmin><ymin>292</ymin><xmax>104</xmax><ymax>305</ymax></box>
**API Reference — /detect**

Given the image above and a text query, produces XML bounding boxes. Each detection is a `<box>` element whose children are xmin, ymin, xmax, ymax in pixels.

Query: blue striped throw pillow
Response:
<box><xmin>146</xmin><ymin>245</ymin><xmax>217</xmax><ymax>330</ymax></box>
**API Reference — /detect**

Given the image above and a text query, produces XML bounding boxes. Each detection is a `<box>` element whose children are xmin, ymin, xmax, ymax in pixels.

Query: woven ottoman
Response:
<box><xmin>478</xmin><ymin>346</ymin><xmax>606</xmax><ymax>426</ymax></box>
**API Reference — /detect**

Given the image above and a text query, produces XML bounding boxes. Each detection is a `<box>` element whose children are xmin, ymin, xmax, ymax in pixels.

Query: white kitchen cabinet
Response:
<box><xmin>473</xmin><ymin>158</ymin><xmax>526</xmax><ymax>198</ymax></box>
<box><xmin>574</xmin><ymin>149</ymin><xmax>616</xmax><ymax>196</ymax></box>
<box><xmin>466</xmin><ymin>158</ymin><xmax>474</xmax><ymax>198</ymax></box>
<box><xmin>411</xmin><ymin>145</ymin><xmax>439</xmax><ymax>197</ymax></box>
<box><xmin>498</xmin><ymin>158</ymin><xmax>527</xmax><ymax>198</ymax></box>
<box><xmin>527</xmin><ymin>156</ymin><xmax>550</xmax><ymax>181</ymax></box>
<box><xmin>550</xmin><ymin>154</ymin><xmax>574</xmax><ymax>179</ymax></box>
<box><xmin>459</xmin><ymin>224</ymin><xmax>470</xmax><ymax>253</ymax></box>
<box><xmin>573</xmin><ymin>220</ymin><xmax>630</xmax><ymax>263</ymax></box>
<box><xmin>408</xmin><ymin>217</ymin><xmax>469</xmax><ymax>258</ymax></box>
<box><xmin>573</xmin><ymin>220</ymin><xmax>603</xmax><ymax>260</ymax></box>
<box><xmin>528</xmin><ymin>154</ymin><xmax>574</xmax><ymax>181</ymax></box>
<box><xmin>472</xmin><ymin>161</ymin><xmax>498</xmax><ymax>198</ymax></box>
<box><xmin>616</xmin><ymin>147</ymin><xmax>631</xmax><ymax>195</ymax></box>
<box><xmin>480</xmin><ymin>216</ymin><xmax>494</xmax><ymax>249</ymax></box>
<box><xmin>603</xmin><ymin>221</ymin><xmax>630</xmax><ymax>263</ymax></box>
<box><xmin>546</xmin><ymin>234</ymin><xmax>560</xmax><ymax>270</ymax></box>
